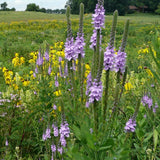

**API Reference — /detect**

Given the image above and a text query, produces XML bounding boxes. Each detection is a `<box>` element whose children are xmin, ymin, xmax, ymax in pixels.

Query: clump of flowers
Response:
<box><xmin>89</xmin><ymin>79</ymin><xmax>103</xmax><ymax>103</ymax></box>
<box><xmin>12</xmin><ymin>53</ymin><xmax>25</xmax><ymax>67</ymax></box>
<box><xmin>103</xmin><ymin>47</ymin><xmax>115</xmax><ymax>71</ymax></box>
<box><xmin>114</xmin><ymin>50</ymin><xmax>127</xmax><ymax>73</ymax></box>
<box><xmin>43</xmin><ymin>120</ymin><xmax>70</xmax><ymax>158</ymax></box>
<box><xmin>124</xmin><ymin>118</ymin><xmax>136</xmax><ymax>133</ymax></box>
<box><xmin>141</xmin><ymin>95</ymin><xmax>153</xmax><ymax>109</ymax></box>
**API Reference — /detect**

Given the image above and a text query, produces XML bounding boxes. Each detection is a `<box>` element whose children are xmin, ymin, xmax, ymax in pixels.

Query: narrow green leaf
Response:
<box><xmin>153</xmin><ymin>128</ymin><xmax>158</xmax><ymax>151</ymax></box>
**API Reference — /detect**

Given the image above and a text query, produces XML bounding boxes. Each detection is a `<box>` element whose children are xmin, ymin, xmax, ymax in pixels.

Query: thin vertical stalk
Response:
<box><xmin>93</xmin><ymin>100</ymin><xmax>98</xmax><ymax>134</ymax></box>
<box><xmin>103</xmin><ymin>70</ymin><xmax>110</xmax><ymax>122</ymax></box>
<box><xmin>113</xmin><ymin>71</ymin><xmax>120</xmax><ymax>113</ymax></box>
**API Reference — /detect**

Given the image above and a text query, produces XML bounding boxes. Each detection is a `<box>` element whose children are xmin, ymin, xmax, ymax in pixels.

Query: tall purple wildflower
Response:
<box><xmin>74</xmin><ymin>33</ymin><xmax>85</xmax><ymax>58</ymax></box>
<box><xmin>124</xmin><ymin>118</ymin><xmax>136</xmax><ymax>132</ymax></box>
<box><xmin>89</xmin><ymin>79</ymin><xmax>103</xmax><ymax>103</ymax></box>
<box><xmin>65</xmin><ymin>37</ymin><xmax>76</xmax><ymax>61</ymax></box>
<box><xmin>103</xmin><ymin>47</ymin><xmax>115</xmax><ymax>71</ymax></box>
<box><xmin>114</xmin><ymin>50</ymin><xmax>126</xmax><ymax>73</ymax></box>
<box><xmin>48</xmin><ymin>65</ymin><xmax>52</xmax><ymax>75</ymax></box>
<box><xmin>44</xmin><ymin>51</ymin><xmax>49</xmax><ymax>61</ymax></box>
<box><xmin>86</xmin><ymin>72</ymin><xmax>92</xmax><ymax>95</ymax></box>
<box><xmin>141</xmin><ymin>95</ymin><xmax>153</xmax><ymax>109</ymax></box>
<box><xmin>92</xmin><ymin>3</ymin><xmax>105</xmax><ymax>30</ymax></box>
<box><xmin>90</xmin><ymin>29</ymin><xmax>102</xmax><ymax>50</ymax></box>
<box><xmin>42</xmin><ymin>127</ymin><xmax>51</xmax><ymax>141</ymax></box>
<box><xmin>36</xmin><ymin>52</ymin><xmax>43</xmax><ymax>66</ymax></box>
<box><xmin>51</xmin><ymin>144</ymin><xmax>56</xmax><ymax>153</ymax></box>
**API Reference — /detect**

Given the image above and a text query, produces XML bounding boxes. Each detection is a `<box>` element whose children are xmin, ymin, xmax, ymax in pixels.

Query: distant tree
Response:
<box><xmin>26</xmin><ymin>3</ymin><xmax>40</xmax><ymax>11</ymax></box>
<box><xmin>10</xmin><ymin>7</ymin><xmax>16</xmax><ymax>11</ymax></box>
<box><xmin>155</xmin><ymin>3</ymin><xmax>160</xmax><ymax>14</ymax></box>
<box><xmin>39</xmin><ymin>8</ymin><xmax>46</xmax><ymax>13</ymax></box>
<box><xmin>1</xmin><ymin>2</ymin><xmax>7</xmax><ymax>10</ymax></box>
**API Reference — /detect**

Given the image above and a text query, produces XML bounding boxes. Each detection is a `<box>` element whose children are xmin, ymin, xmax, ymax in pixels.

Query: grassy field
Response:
<box><xmin>0</xmin><ymin>11</ymin><xmax>160</xmax><ymax>159</ymax></box>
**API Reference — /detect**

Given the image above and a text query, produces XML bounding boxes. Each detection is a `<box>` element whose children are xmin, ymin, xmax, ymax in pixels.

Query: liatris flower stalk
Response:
<box><xmin>89</xmin><ymin>79</ymin><xmax>103</xmax><ymax>133</ymax></box>
<box><xmin>89</xmin><ymin>80</ymin><xmax>103</xmax><ymax>103</ymax></box>
<box><xmin>115</xmin><ymin>19</ymin><xmax>129</xmax><ymax>73</ymax></box>
<box><xmin>113</xmin><ymin>19</ymin><xmax>129</xmax><ymax>114</ymax></box>
<box><xmin>124</xmin><ymin>118</ymin><xmax>136</xmax><ymax>133</ymax></box>
<box><xmin>125</xmin><ymin>99</ymin><xmax>140</xmax><ymax>133</ymax></box>
<box><xmin>48</xmin><ymin>65</ymin><xmax>52</xmax><ymax>75</ymax></box>
<box><xmin>44</xmin><ymin>48</ymin><xmax>49</xmax><ymax>61</ymax></box>
<box><xmin>141</xmin><ymin>95</ymin><xmax>153</xmax><ymax>109</ymax></box>
<box><xmin>36</xmin><ymin>51</ymin><xmax>43</xmax><ymax>66</ymax></box>
<box><xmin>103</xmin><ymin>10</ymin><xmax>118</xmax><ymax>123</ymax></box>
<box><xmin>91</xmin><ymin>0</ymin><xmax>105</xmax><ymax>79</ymax></box>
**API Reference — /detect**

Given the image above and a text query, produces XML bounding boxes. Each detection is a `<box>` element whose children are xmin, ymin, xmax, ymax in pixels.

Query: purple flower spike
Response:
<box><xmin>60</xmin><ymin>134</ymin><xmax>67</xmax><ymax>147</ymax></box>
<box><xmin>90</xmin><ymin>29</ymin><xmax>102</xmax><ymax>50</ymax></box>
<box><xmin>36</xmin><ymin>52</ymin><xmax>43</xmax><ymax>66</ymax></box>
<box><xmin>35</xmin><ymin>67</ymin><xmax>38</xmax><ymax>74</ymax></box>
<box><xmin>58</xmin><ymin>147</ymin><xmax>63</xmax><ymax>155</ymax></box>
<box><xmin>104</xmin><ymin>47</ymin><xmax>115</xmax><ymax>71</ymax></box>
<box><xmin>65</xmin><ymin>37</ymin><xmax>76</xmax><ymax>61</ymax></box>
<box><xmin>53</xmin><ymin>126</ymin><xmax>59</xmax><ymax>137</ymax></box>
<box><xmin>114</xmin><ymin>50</ymin><xmax>126</xmax><ymax>73</ymax></box>
<box><xmin>92</xmin><ymin>3</ymin><xmax>105</xmax><ymax>30</ymax></box>
<box><xmin>86</xmin><ymin>72</ymin><xmax>92</xmax><ymax>95</ymax></box>
<box><xmin>51</xmin><ymin>144</ymin><xmax>56</xmax><ymax>153</ymax></box>
<box><xmin>89</xmin><ymin>79</ymin><xmax>103</xmax><ymax>103</ymax></box>
<box><xmin>141</xmin><ymin>95</ymin><xmax>153</xmax><ymax>109</ymax></box>
<box><xmin>5</xmin><ymin>139</ymin><xmax>8</xmax><ymax>146</ymax></box>
<box><xmin>124</xmin><ymin>118</ymin><xmax>136</xmax><ymax>132</ymax></box>
<box><xmin>59</xmin><ymin>121</ymin><xmax>70</xmax><ymax>138</ymax></box>
<box><xmin>74</xmin><ymin>33</ymin><xmax>85</xmax><ymax>58</ymax></box>
<box><xmin>55</xmin><ymin>76</ymin><xmax>59</xmax><ymax>87</ymax></box>
<box><xmin>48</xmin><ymin>65</ymin><xmax>52</xmax><ymax>75</ymax></box>
<box><xmin>44</xmin><ymin>51</ymin><xmax>49</xmax><ymax>61</ymax></box>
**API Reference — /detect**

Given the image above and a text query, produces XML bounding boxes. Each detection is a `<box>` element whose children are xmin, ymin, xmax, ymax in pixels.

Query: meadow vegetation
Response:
<box><xmin>0</xmin><ymin>2</ymin><xmax>160</xmax><ymax>159</ymax></box>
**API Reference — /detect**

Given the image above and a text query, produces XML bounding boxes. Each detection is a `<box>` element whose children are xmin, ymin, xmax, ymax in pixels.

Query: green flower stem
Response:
<box><xmin>120</xmin><ymin>19</ymin><xmax>129</xmax><ymax>52</ymax></box>
<box><xmin>109</xmin><ymin>10</ymin><xmax>118</xmax><ymax>49</ymax></box>
<box><xmin>103</xmin><ymin>70</ymin><xmax>110</xmax><ymax>123</ymax></box>
<box><xmin>113</xmin><ymin>71</ymin><xmax>120</xmax><ymax>113</ymax></box>
<box><xmin>93</xmin><ymin>100</ymin><xmax>98</xmax><ymax>134</ymax></box>
<box><xmin>66</xmin><ymin>5</ymin><xmax>72</xmax><ymax>39</ymax></box>
<box><xmin>96</xmin><ymin>29</ymin><xmax>101</xmax><ymax>76</ymax></box>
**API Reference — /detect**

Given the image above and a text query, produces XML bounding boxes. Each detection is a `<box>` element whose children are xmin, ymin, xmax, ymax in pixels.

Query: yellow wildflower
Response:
<box><xmin>23</xmin><ymin>80</ymin><xmax>30</xmax><ymax>86</ymax></box>
<box><xmin>124</xmin><ymin>82</ymin><xmax>133</xmax><ymax>91</ymax></box>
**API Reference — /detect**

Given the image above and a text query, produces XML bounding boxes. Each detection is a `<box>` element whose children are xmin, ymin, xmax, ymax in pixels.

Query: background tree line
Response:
<box><xmin>65</xmin><ymin>0</ymin><xmax>160</xmax><ymax>15</ymax></box>
<box><xmin>0</xmin><ymin>2</ymin><xmax>15</xmax><ymax>11</ymax></box>
<box><xmin>25</xmin><ymin>3</ymin><xmax>66</xmax><ymax>14</ymax></box>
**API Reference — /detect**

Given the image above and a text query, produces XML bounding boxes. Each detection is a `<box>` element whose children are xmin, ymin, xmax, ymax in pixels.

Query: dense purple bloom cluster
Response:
<box><xmin>89</xmin><ymin>79</ymin><xmax>103</xmax><ymax>103</ymax></box>
<box><xmin>90</xmin><ymin>29</ymin><xmax>102</xmax><ymax>50</ymax></box>
<box><xmin>65</xmin><ymin>37</ymin><xmax>76</xmax><ymax>61</ymax></box>
<box><xmin>36</xmin><ymin>52</ymin><xmax>43</xmax><ymax>66</ymax></box>
<box><xmin>124</xmin><ymin>118</ymin><xmax>136</xmax><ymax>132</ymax></box>
<box><xmin>44</xmin><ymin>51</ymin><xmax>49</xmax><ymax>61</ymax></box>
<box><xmin>141</xmin><ymin>95</ymin><xmax>153</xmax><ymax>109</ymax></box>
<box><xmin>86</xmin><ymin>72</ymin><xmax>92</xmax><ymax>95</ymax></box>
<box><xmin>92</xmin><ymin>3</ymin><xmax>105</xmax><ymax>30</ymax></box>
<box><xmin>48</xmin><ymin>65</ymin><xmax>52</xmax><ymax>75</ymax></box>
<box><xmin>42</xmin><ymin>127</ymin><xmax>51</xmax><ymax>141</ymax></box>
<box><xmin>114</xmin><ymin>50</ymin><xmax>126</xmax><ymax>73</ymax></box>
<box><xmin>74</xmin><ymin>33</ymin><xmax>85</xmax><ymax>58</ymax></box>
<box><xmin>103</xmin><ymin>47</ymin><xmax>115</xmax><ymax>71</ymax></box>
<box><xmin>43</xmin><ymin>120</ymin><xmax>70</xmax><ymax>156</ymax></box>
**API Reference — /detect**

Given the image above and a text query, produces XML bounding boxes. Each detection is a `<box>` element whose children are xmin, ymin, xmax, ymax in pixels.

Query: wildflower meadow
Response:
<box><xmin>0</xmin><ymin>0</ymin><xmax>160</xmax><ymax>159</ymax></box>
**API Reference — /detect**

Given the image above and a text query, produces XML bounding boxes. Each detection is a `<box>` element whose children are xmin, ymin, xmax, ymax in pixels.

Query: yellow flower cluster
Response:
<box><xmin>1</xmin><ymin>67</ymin><xmax>13</xmax><ymax>85</ymax></box>
<box><xmin>29</xmin><ymin>51</ymin><xmax>38</xmax><ymax>64</ymax></box>
<box><xmin>138</xmin><ymin>48</ymin><xmax>149</xmax><ymax>54</ymax></box>
<box><xmin>12</xmin><ymin>53</ymin><xmax>25</xmax><ymax>67</ymax></box>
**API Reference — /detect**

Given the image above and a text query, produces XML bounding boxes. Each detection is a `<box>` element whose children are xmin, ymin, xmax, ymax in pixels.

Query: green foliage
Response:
<box><xmin>25</xmin><ymin>3</ymin><xmax>40</xmax><ymax>12</ymax></box>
